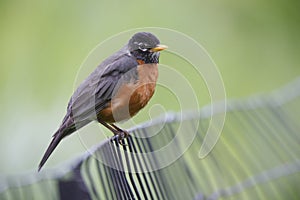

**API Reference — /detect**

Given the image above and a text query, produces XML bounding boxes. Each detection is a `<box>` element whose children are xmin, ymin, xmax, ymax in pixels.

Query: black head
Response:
<box><xmin>128</xmin><ymin>32</ymin><xmax>167</xmax><ymax>64</ymax></box>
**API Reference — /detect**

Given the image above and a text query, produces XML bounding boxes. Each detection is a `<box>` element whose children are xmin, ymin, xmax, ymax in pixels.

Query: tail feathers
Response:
<box><xmin>38</xmin><ymin>117</ymin><xmax>90</xmax><ymax>172</ymax></box>
<box><xmin>38</xmin><ymin>130</ymin><xmax>63</xmax><ymax>172</ymax></box>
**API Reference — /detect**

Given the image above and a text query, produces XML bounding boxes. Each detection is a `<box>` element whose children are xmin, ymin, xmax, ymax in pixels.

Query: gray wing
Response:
<box><xmin>62</xmin><ymin>52</ymin><xmax>139</xmax><ymax>130</ymax></box>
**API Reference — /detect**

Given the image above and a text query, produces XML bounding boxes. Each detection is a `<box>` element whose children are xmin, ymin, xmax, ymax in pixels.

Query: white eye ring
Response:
<box><xmin>139</xmin><ymin>47</ymin><xmax>148</xmax><ymax>51</ymax></box>
<box><xmin>138</xmin><ymin>42</ymin><xmax>149</xmax><ymax>51</ymax></box>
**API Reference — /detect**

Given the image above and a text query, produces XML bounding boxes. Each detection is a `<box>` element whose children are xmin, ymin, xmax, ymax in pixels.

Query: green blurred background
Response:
<box><xmin>0</xmin><ymin>0</ymin><xmax>299</xmax><ymax>174</ymax></box>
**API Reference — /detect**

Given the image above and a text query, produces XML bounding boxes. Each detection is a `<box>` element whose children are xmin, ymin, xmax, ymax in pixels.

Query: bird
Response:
<box><xmin>38</xmin><ymin>32</ymin><xmax>167</xmax><ymax>171</ymax></box>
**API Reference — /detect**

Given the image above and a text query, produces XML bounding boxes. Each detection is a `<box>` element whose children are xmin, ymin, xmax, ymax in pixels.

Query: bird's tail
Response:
<box><xmin>38</xmin><ymin>130</ymin><xmax>64</xmax><ymax>172</ymax></box>
<box><xmin>38</xmin><ymin>118</ymin><xmax>90</xmax><ymax>172</ymax></box>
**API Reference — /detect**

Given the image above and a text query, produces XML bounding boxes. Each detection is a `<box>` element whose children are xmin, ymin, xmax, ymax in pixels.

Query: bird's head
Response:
<box><xmin>128</xmin><ymin>32</ymin><xmax>167</xmax><ymax>63</ymax></box>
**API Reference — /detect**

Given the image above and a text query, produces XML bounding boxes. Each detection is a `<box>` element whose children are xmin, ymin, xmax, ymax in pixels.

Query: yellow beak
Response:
<box><xmin>151</xmin><ymin>44</ymin><xmax>168</xmax><ymax>52</ymax></box>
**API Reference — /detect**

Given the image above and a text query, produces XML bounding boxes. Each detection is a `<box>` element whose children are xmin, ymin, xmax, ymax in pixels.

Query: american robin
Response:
<box><xmin>38</xmin><ymin>32</ymin><xmax>167</xmax><ymax>171</ymax></box>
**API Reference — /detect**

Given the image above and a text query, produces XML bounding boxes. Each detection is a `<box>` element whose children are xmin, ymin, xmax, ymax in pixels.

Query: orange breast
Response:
<box><xmin>99</xmin><ymin>64</ymin><xmax>158</xmax><ymax>123</ymax></box>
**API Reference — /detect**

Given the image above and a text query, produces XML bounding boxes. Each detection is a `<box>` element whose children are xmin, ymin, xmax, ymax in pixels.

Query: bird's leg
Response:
<box><xmin>97</xmin><ymin>119</ymin><xmax>128</xmax><ymax>145</ymax></box>
<box><xmin>97</xmin><ymin>120</ymin><xmax>119</xmax><ymax>135</ymax></box>
<box><xmin>110</xmin><ymin>124</ymin><xmax>129</xmax><ymax>138</ymax></box>
<box><xmin>110</xmin><ymin>123</ymin><xmax>129</xmax><ymax>146</ymax></box>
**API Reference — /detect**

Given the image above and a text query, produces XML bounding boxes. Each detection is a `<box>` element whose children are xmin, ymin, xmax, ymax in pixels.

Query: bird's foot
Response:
<box><xmin>110</xmin><ymin>129</ymin><xmax>129</xmax><ymax>146</ymax></box>
<box><xmin>117</xmin><ymin>129</ymin><xmax>129</xmax><ymax>146</ymax></box>
<box><xmin>117</xmin><ymin>129</ymin><xmax>129</xmax><ymax>139</ymax></box>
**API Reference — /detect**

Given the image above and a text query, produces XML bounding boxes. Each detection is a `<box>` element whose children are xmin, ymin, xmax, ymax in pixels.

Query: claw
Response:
<box><xmin>117</xmin><ymin>130</ymin><xmax>128</xmax><ymax>146</ymax></box>
<box><xmin>110</xmin><ymin>129</ymin><xmax>129</xmax><ymax>146</ymax></box>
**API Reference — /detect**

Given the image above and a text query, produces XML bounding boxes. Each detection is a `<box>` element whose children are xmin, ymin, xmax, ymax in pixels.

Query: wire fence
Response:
<box><xmin>1</xmin><ymin>78</ymin><xmax>300</xmax><ymax>200</ymax></box>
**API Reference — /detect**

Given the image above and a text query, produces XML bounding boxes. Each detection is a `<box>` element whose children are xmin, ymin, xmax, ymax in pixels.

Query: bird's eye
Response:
<box><xmin>138</xmin><ymin>43</ymin><xmax>148</xmax><ymax>51</ymax></box>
